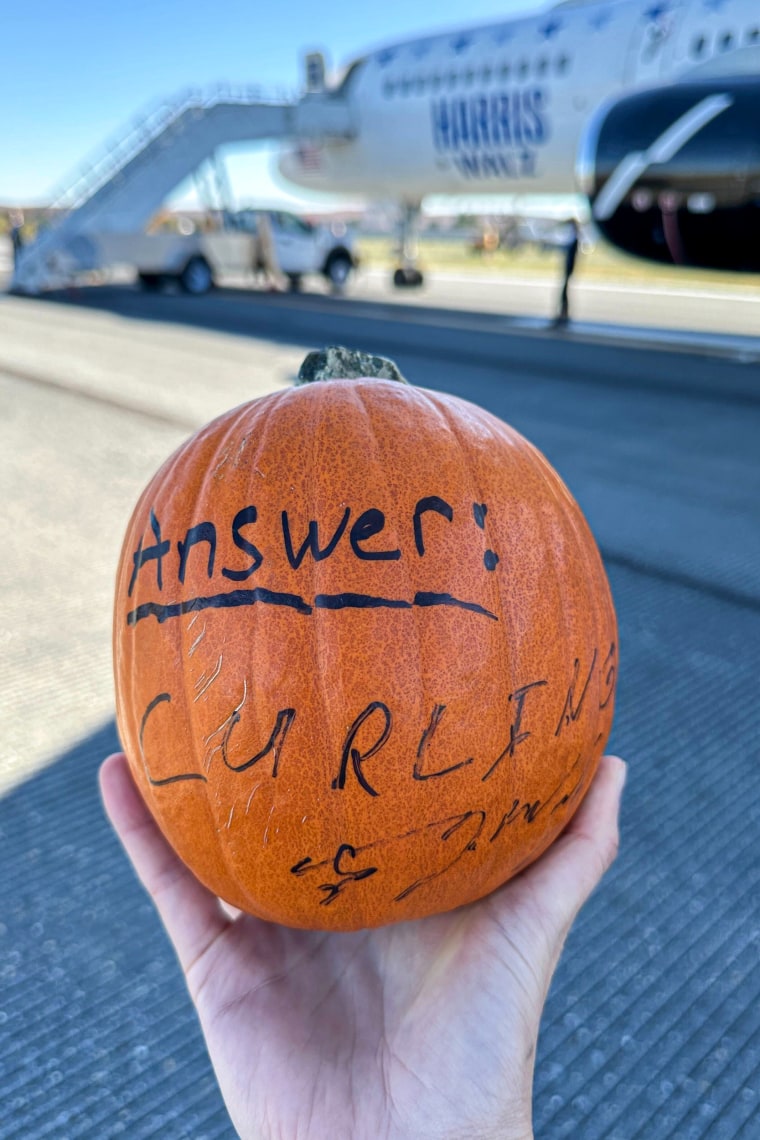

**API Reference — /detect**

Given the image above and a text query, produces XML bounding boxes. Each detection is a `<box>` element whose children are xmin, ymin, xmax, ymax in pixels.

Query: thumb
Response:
<box><xmin>99</xmin><ymin>752</ymin><xmax>230</xmax><ymax>977</ymax></box>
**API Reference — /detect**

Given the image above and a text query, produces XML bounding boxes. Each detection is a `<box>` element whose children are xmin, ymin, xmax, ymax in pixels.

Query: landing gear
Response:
<box><xmin>392</xmin><ymin>202</ymin><xmax>424</xmax><ymax>289</ymax></box>
<box><xmin>324</xmin><ymin>250</ymin><xmax>353</xmax><ymax>292</ymax></box>
<box><xmin>393</xmin><ymin>267</ymin><xmax>424</xmax><ymax>288</ymax></box>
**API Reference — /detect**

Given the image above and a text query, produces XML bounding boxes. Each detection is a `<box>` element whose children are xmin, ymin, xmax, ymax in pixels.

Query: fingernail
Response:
<box><xmin>613</xmin><ymin>757</ymin><xmax>627</xmax><ymax>797</ymax></box>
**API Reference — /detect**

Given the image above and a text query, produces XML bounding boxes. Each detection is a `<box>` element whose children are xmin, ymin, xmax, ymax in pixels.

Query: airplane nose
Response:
<box><xmin>277</xmin><ymin>148</ymin><xmax>300</xmax><ymax>184</ymax></box>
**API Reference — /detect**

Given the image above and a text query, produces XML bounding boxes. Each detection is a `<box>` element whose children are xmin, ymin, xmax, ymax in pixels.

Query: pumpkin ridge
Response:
<box><xmin>194</xmin><ymin>408</ymin><xmax>250</xmax><ymax>901</ymax></box>
<box><xmin>570</xmin><ymin>479</ymin><xmax>616</xmax><ymax>793</ymax></box>
<box><xmin>182</xmin><ymin>417</ymin><xmax>245</xmax><ymax>904</ymax></box>
<box><xmin>529</xmin><ymin>442</ymin><xmax>612</xmax><ymax>832</ymax></box>
<box><xmin>430</xmin><ymin>392</ymin><xmax>525</xmax><ymax>898</ymax></box>
<box><xmin>308</xmin><ymin>383</ymin><xmax>344</xmax><ymax>890</ymax></box>
<box><xmin>433</xmin><ymin>390</ymin><xmax>513</xmax><ymax>673</ymax></box>
<box><xmin>354</xmin><ymin>381</ymin><xmax>430</xmax><ymax>928</ymax></box>
<box><xmin>527</xmin><ymin>440</ymin><xmax>578</xmax><ymax>814</ymax></box>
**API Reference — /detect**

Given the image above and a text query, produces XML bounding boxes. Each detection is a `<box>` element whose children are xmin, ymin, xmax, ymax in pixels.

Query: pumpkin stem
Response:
<box><xmin>296</xmin><ymin>346</ymin><xmax>407</xmax><ymax>385</ymax></box>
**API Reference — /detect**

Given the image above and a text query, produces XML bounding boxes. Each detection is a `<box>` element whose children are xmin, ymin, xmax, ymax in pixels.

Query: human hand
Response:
<box><xmin>100</xmin><ymin>752</ymin><xmax>626</xmax><ymax>1140</ymax></box>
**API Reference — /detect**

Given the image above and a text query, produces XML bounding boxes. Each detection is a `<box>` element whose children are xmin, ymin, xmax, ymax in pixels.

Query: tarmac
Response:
<box><xmin>1</xmin><ymin>276</ymin><xmax>759</xmax><ymax>1139</ymax></box>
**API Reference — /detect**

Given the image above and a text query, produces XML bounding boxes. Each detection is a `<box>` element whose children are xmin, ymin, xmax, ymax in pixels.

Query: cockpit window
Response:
<box><xmin>334</xmin><ymin>59</ymin><xmax>365</xmax><ymax>95</ymax></box>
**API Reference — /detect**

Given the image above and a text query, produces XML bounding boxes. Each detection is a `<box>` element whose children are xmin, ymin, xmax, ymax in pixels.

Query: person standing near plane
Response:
<box><xmin>9</xmin><ymin>210</ymin><xmax>25</xmax><ymax>268</ymax></box>
<box><xmin>254</xmin><ymin>211</ymin><xmax>284</xmax><ymax>292</ymax></box>
<box><xmin>554</xmin><ymin>218</ymin><xmax>580</xmax><ymax>328</ymax></box>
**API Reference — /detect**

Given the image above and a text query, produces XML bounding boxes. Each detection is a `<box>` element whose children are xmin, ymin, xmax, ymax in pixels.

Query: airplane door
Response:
<box><xmin>625</xmin><ymin>3</ymin><xmax>682</xmax><ymax>86</ymax></box>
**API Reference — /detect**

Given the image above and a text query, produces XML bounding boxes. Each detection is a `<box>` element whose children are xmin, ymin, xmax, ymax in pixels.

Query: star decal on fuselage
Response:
<box><xmin>539</xmin><ymin>16</ymin><xmax>563</xmax><ymax>39</ymax></box>
<box><xmin>376</xmin><ymin>48</ymin><xmax>397</xmax><ymax>67</ymax></box>
<box><xmin>590</xmin><ymin>9</ymin><xmax>613</xmax><ymax>30</ymax></box>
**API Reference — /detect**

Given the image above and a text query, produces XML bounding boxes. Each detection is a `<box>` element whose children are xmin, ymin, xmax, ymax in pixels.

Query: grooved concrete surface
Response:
<box><xmin>1</xmin><ymin>288</ymin><xmax>759</xmax><ymax>1139</ymax></box>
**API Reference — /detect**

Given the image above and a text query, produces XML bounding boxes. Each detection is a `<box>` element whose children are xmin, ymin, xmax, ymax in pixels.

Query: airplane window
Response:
<box><xmin>446</xmin><ymin>71</ymin><xmax>458</xmax><ymax>89</ymax></box>
<box><xmin>556</xmin><ymin>54</ymin><xmax>570</xmax><ymax>75</ymax></box>
<box><xmin>415</xmin><ymin>76</ymin><xmax>426</xmax><ymax>94</ymax></box>
<box><xmin>746</xmin><ymin>27</ymin><xmax>760</xmax><ymax>43</ymax></box>
<box><xmin>536</xmin><ymin>57</ymin><xmax>548</xmax><ymax>76</ymax></box>
<box><xmin>719</xmin><ymin>31</ymin><xmax>734</xmax><ymax>51</ymax></box>
<box><xmin>431</xmin><ymin>74</ymin><xmax>442</xmax><ymax>91</ymax></box>
<box><xmin>383</xmin><ymin>80</ymin><xmax>395</xmax><ymax>97</ymax></box>
<box><xmin>518</xmin><ymin>59</ymin><xmax>529</xmax><ymax>79</ymax></box>
<box><xmin>465</xmin><ymin>69</ymin><xmax>475</xmax><ymax>85</ymax></box>
<box><xmin>499</xmin><ymin>62</ymin><xmax>511</xmax><ymax>80</ymax></box>
<box><xmin>401</xmin><ymin>77</ymin><xmax>412</xmax><ymax>95</ymax></box>
<box><xmin>691</xmin><ymin>35</ymin><xmax>706</xmax><ymax>57</ymax></box>
<box><xmin>481</xmin><ymin>65</ymin><xmax>492</xmax><ymax>83</ymax></box>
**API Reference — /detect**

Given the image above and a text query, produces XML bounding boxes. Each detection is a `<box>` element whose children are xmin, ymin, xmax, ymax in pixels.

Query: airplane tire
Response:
<box><xmin>393</xmin><ymin>267</ymin><xmax>424</xmax><ymax>288</ymax></box>
<box><xmin>287</xmin><ymin>273</ymin><xmax>303</xmax><ymax>293</ymax></box>
<box><xmin>179</xmin><ymin>256</ymin><xmax>214</xmax><ymax>295</ymax></box>
<box><xmin>325</xmin><ymin>251</ymin><xmax>353</xmax><ymax>291</ymax></box>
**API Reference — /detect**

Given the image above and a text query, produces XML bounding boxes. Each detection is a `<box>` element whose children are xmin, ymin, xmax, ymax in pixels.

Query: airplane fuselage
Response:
<box><xmin>280</xmin><ymin>0</ymin><xmax>760</xmax><ymax>199</ymax></box>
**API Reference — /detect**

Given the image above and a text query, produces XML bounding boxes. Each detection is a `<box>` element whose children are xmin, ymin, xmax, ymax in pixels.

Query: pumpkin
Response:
<box><xmin>113</xmin><ymin>347</ymin><xmax>617</xmax><ymax>931</ymax></box>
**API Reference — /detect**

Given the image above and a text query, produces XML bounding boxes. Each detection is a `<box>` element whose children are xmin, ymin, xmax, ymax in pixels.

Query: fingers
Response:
<box><xmin>520</xmin><ymin>754</ymin><xmax>626</xmax><ymax>936</ymax></box>
<box><xmin>99</xmin><ymin>752</ymin><xmax>230</xmax><ymax>976</ymax></box>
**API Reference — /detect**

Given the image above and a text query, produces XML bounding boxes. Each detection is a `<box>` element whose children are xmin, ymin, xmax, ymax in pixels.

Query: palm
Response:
<box><xmin>190</xmin><ymin>898</ymin><xmax>545</xmax><ymax>1140</ymax></box>
<box><xmin>100</xmin><ymin>752</ymin><xmax>624</xmax><ymax>1140</ymax></box>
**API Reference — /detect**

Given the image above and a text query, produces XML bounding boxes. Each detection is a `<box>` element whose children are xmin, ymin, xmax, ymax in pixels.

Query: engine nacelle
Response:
<box><xmin>578</xmin><ymin>79</ymin><xmax>760</xmax><ymax>272</ymax></box>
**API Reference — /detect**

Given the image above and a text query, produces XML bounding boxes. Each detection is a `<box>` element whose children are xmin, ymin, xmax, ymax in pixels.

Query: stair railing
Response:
<box><xmin>46</xmin><ymin>84</ymin><xmax>299</xmax><ymax>216</ymax></box>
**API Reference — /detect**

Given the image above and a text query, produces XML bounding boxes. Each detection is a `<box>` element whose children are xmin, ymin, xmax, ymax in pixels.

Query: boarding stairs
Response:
<box><xmin>12</xmin><ymin>85</ymin><xmax>354</xmax><ymax>293</ymax></box>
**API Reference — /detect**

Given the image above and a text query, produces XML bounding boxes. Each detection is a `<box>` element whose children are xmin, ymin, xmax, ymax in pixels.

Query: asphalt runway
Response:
<box><xmin>1</xmin><ymin>283</ymin><xmax>759</xmax><ymax>1139</ymax></box>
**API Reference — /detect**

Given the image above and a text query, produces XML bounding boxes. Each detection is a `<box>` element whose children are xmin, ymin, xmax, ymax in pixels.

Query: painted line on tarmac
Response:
<box><xmin>555</xmin><ymin>322</ymin><xmax>760</xmax><ymax>363</ymax></box>
<box><xmin>365</xmin><ymin>268</ymin><xmax>760</xmax><ymax>305</ymax></box>
<box><xmin>261</xmin><ymin>289</ymin><xmax>760</xmax><ymax>362</ymax></box>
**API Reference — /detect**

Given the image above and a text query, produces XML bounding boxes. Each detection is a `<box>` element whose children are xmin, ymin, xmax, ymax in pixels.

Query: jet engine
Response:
<box><xmin>578</xmin><ymin>78</ymin><xmax>760</xmax><ymax>272</ymax></box>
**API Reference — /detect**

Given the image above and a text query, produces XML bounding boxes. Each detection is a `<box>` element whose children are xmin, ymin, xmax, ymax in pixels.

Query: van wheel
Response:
<box><xmin>179</xmin><ymin>256</ymin><xmax>213</xmax><ymax>295</ymax></box>
<box><xmin>287</xmin><ymin>273</ymin><xmax>303</xmax><ymax>293</ymax></box>
<box><xmin>325</xmin><ymin>251</ymin><xmax>353</xmax><ymax>292</ymax></box>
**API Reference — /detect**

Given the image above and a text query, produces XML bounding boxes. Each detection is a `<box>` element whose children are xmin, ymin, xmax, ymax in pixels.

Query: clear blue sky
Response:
<box><xmin>2</xmin><ymin>0</ymin><xmax>544</xmax><ymax>210</ymax></box>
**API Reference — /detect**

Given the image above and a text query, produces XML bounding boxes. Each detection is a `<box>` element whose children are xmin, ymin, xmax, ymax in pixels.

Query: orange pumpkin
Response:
<box><xmin>113</xmin><ymin>348</ymin><xmax>617</xmax><ymax>931</ymax></box>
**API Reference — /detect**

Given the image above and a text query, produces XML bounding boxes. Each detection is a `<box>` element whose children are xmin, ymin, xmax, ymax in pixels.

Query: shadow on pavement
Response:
<box><xmin>31</xmin><ymin>283</ymin><xmax>760</xmax><ymax>406</ymax></box>
<box><xmin>0</xmin><ymin>722</ymin><xmax>232</xmax><ymax>1140</ymax></box>
<box><xmin>2</xmin><ymin>552</ymin><xmax>760</xmax><ymax>1138</ymax></box>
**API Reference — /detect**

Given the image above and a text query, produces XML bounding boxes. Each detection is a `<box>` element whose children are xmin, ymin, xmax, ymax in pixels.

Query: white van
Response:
<box><xmin>95</xmin><ymin>210</ymin><xmax>357</xmax><ymax>294</ymax></box>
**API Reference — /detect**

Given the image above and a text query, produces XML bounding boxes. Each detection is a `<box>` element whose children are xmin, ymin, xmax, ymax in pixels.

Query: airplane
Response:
<box><xmin>278</xmin><ymin>0</ymin><xmax>760</xmax><ymax>284</ymax></box>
